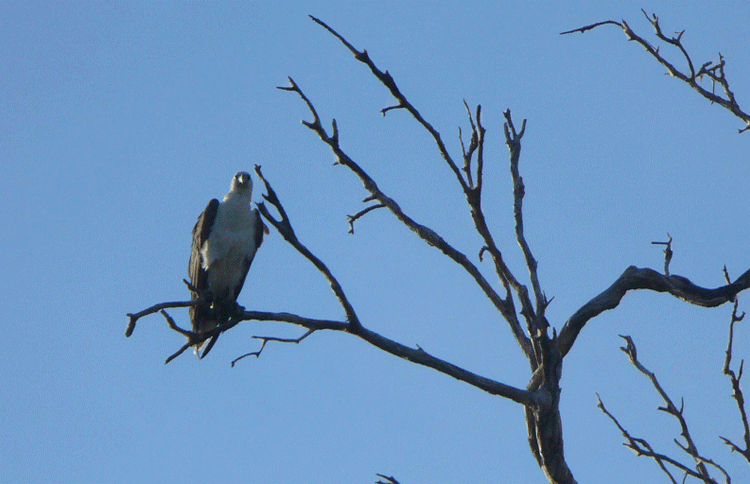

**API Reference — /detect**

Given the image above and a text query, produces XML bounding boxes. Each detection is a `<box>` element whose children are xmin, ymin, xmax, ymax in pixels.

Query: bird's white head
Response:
<box><xmin>230</xmin><ymin>171</ymin><xmax>253</xmax><ymax>195</ymax></box>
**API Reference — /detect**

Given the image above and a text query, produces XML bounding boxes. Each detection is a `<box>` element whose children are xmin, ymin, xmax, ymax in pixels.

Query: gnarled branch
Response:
<box><xmin>562</xmin><ymin>10</ymin><xmax>750</xmax><ymax>132</ymax></box>
<box><xmin>558</xmin><ymin>266</ymin><xmax>750</xmax><ymax>358</ymax></box>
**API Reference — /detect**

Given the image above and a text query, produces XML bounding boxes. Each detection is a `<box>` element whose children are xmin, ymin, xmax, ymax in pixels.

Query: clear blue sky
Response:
<box><xmin>2</xmin><ymin>1</ymin><xmax>748</xmax><ymax>483</ymax></box>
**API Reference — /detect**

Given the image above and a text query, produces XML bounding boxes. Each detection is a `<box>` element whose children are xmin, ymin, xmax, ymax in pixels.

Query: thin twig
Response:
<box><xmin>597</xmin><ymin>394</ymin><xmax>679</xmax><ymax>483</ymax></box>
<box><xmin>231</xmin><ymin>329</ymin><xmax>315</xmax><ymax>366</ymax></box>
<box><xmin>460</xmin><ymin>100</ymin><xmax>478</xmax><ymax>188</ymax></box>
<box><xmin>651</xmin><ymin>234</ymin><xmax>673</xmax><ymax>275</ymax></box>
<box><xmin>308</xmin><ymin>15</ymin><xmax>469</xmax><ymax>191</ymax></box>
<box><xmin>347</xmin><ymin>203</ymin><xmax>386</xmax><ymax>233</ymax></box>
<box><xmin>126</xmin><ymin>299</ymin><xmax>198</xmax><ymax>337</ymax></box>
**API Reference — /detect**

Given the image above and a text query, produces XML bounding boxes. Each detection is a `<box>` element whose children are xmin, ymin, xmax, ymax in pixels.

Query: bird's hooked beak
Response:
<box><xmin>234</xmin><ymin>171</ymin><xmax>252</xmax><ymax>190</ymax></box>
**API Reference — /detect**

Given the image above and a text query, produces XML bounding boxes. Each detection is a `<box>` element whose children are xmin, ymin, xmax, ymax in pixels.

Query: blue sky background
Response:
<box><xmin>2</xmin><ymin>1</ymin><xmax>749</xmax><ymax>483</ymax></box>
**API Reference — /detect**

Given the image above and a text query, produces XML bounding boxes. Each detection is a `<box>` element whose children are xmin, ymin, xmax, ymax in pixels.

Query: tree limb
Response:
<box><xmin>504</xmin><ymin>109</ymin><xmax>547</xmax><ymax>334</ymax></box>
<box><xmin>254</xmin><ymin>164</ymin><xmax>363</xmax><ymax>332</ymax></box>
<box><xmin>651</xmin><ymin>234</ymin><xmax>673</xmax><ymax>275</ymax></box>
<box><xmin>598</xmin><ymin>336</ymin><xmax>730</xmax><ymax>483</ymax></box>
<box><xmin>125</xmin><ymin>299</ymin><xmax>197</xmax><ymax>337</ymax></box>
<box><xmin>250</xmin><ymin>168</ymin><xmax>539</xmax><ymax>406</ymax></box>
<box><xmin>308</xmin><ymin>15</ymin><xmax>469</xmax><ymax>192</ymax></box>
<box><xmin>561</xmin><ymin>10</ymin><xmax>750</xmax><ymax>133</ymax></box>
<box><xmin>558</xmin><ymin>266</ymin><xmax>750</xmax><ymax>358</ymax></box>
<box><xmin>304</xmin><ymin>17</ymin><xmax>544</xmax><ymax>360</ymax></box>
<box><xmin>720</xmin><ymin>276</ymin><xmax>750</xmax><ymax>463</ymax></box>
<box><xmin>277</xmin><ymin>77</ymin><xmax>532</xmax><ymax>358</ymax></box>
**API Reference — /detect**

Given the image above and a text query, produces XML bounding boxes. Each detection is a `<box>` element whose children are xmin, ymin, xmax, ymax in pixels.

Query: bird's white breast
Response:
<box><xmin>201</xmin><ymin>194</ymin><xmax>258</xmax><ymax>300</ymax></box>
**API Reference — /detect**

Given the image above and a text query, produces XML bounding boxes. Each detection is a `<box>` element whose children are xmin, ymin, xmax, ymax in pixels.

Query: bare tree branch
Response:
<box><xmin>598</xmin><ymin>394</ymin><xmax>681</xmax><ymax>484</ymax></box>
<box><xmin>251</xmin><ymin>168</ymin><xmax>540</xmax><ymax>406</ymax></box>
<box><xmin>347</xmin><ymin>203</ymin><xmax>386</xmax><ymax>234</ymax></box>
<box><xmin>276</xmin><ymin>77</ymin><xmax>533</xmax><ymax>358</ymax></box>
<box><xmin>231</xmin><ymin>329</ymin><xmax>315</xmax><ymax>367</ymax></box>
<box><xmin>254</xmin><ymin>163</ymin><xmax>362</xmax><ymax>331</ymax></box>
<box><xmin>459</xmin><ymin>100</ymin><xmax>483</xmax><ymax>190</ymax></box>
<box><xmin>558</xmin><ymin>266</ymin><xmax>750</xmax><ymax>359</ymax></box>
<box><xmin>308</xmin><ymin>15</ymin><xmax>470</xmax><ymax>192</ymax></box>
<box><xmin>504</xmin><ymin>109</ymin><xmax>546</xmax><ymax>334</ymax></box>
<box><xmin>618</xmin><ymin>335</ymin><xmax>722</xmax><ymax>482</ymax></box>
<box><xmin>304</xmin><ymin>17</ymin><xmax>545</xmax><ymax>361</ymax></box>
<box><xmin>651</xmin><ymin>234</ymin><xmax>673</xmax><ymax>275</ymax></box>
<box><xmin>127</xmin><ymin>295</ymin><xmax>539</xmax><ymax>404</ymax></box>
<box><xmin>561</xmin><ymin>10</ymin><xmax>750</xmax><ymax>133</ymax></box>
<box><xmin>719</xmin><ymin>274</ymin><xmax>750</xmax><ymax>463</ymax></box>
<box><xmin>598</xmin><ymin>336</ymin><xmax>730</xmax><ymax>483</ymax></box>
<box><xmin>125</xmin><ymin>299</ymin><xmax>197</xmax><ymax>337</ymax></box>
<box><xmin>375</xmin><ymin>474</ymin><xmax>401</xmax><ymax>484</ymax></box>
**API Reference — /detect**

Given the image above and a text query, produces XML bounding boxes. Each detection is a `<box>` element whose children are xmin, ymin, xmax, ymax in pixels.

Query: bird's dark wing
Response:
<box><xmin>232</xmin><ymin>208</ymin><xmax>264</xmax><ymax>301</ymax></box>
<box><xmin>188</xmin><ymin>198</ymin><xmax>219</xmax><ymax>297</ymax></box>
<box><xmin>189</xmin><ymin>198</ymin><xmax>219</xmax><ymax>342</ymax></box>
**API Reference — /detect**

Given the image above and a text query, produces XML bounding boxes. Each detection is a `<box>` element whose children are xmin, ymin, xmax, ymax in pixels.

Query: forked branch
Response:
<box><xmin>562</xmin><ymin>10</ymin><xmax>750</xmax><ymax>132</ymax></box>
<box><xmin>308</xmin><ymin>15</ymin><xmax>469</xmax><ymax>191</ymax></box>
<box><xmin>305</xmin><ymin>17</ymin><xmax>543</xmax><ymax>359</ymax></box>
<box><xmin>277</xmin><ymin>76</ymin><xmax>532</xmax><ymax>358</ymax></box>
<box><xmin>719</xmin><ymin>271</ymin><xmax>750</xmax><ymax>463</ymax></box>
<box><xmin>598</xmin><ymin>335</ymin><xmax>730</xmax><ymax>483</ymax></box>
<box><xmin>252</xmin><ymin>165</ymin><xmax>538</xmax><ymax>406</ymax></box>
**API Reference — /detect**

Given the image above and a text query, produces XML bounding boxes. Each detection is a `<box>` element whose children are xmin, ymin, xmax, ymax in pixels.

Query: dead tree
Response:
<box><xmin>128</xmin><ymin>13</ymin><xmax>749</xmax><ymax>484</ymax></box>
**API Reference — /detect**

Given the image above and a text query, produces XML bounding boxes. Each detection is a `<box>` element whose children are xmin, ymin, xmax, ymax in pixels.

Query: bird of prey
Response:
<box><xmin>188</xmin><ymin>171</ymin><xmax>264</xmax><ymax>358</ymax></box>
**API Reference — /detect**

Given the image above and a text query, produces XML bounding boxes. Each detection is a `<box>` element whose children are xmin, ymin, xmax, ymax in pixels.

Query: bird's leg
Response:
<box><xmin>182</xmin><ymin>279</ymin><xmax>214</xmax><ymax>304</ymax></box>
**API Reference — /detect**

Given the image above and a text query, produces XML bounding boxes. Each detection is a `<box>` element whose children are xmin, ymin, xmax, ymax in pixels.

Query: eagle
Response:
<box><xmin>188</xmin><ymin>171</ymin><xmax>264</xmax><ymax>358</ymax></box>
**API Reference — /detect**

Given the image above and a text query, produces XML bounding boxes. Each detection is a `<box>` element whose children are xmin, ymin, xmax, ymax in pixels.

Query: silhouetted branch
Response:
<box><xmin>651</xmin><ymin>234</ymin><xmax>673</xmax><ymax>275</ymax></box>
<box><xmin>126</xmin><ymin>299</ymin><xmax>197</xmax><ymax>337</ymax></box>
<box><xmin>255</xmin><ymin>163</ymin><xmax>362</xmax><ymax>332</ymax></box>
<box><xmin>305</xmin><ymin>18</ymin><xmax>542</xmax><ymax>356</ymax></box>
<box><xmin>597</xmin><ymin>394</ymin><xmax>680</xmax><ymax>483</ymax></box>
<box><xmin>504</xmin><ymin>109</ymin><xmax>546</xmax><ymax>334</ymax></box>
<box><xmin>130</xmin><ymin>297</ymin><xmax>540</xmax><ymax>402</ymax></box>
<box><xmin>459</xmin><ymin>100</ymin><xmax>482</xmax><ymax>189</ymax></box>
<box><xmin>558</xmin><ymin>266</ymin><xmax>750</xmax><ymax>359</ymax></box>
<box><xmin>599</xmin><ymin>335</ymin><xmax>730</xmax><ymax>483</ymax></box>
<box><xmin>308</xmin><ymin>15</ymin><xmax>469</xmax><ymax>191</ymax></box>
<box><xmin>720</xmin><ymin>277</ymin><xmax>750</xmax><ymax>463</ymax></box>
<box><xmin>375</xmin><ymin>474</ymin><xmax>401</xmax><ymax>484</ymax></box>
<box><xmin>562</xmin><ymin>10</ymin><xmax>750</xmax><ymax>133</ymax></box>
<box><xmin>251</xmin><ymin>167</ymin><xmax>539</xmax><ymax>406</ymax></box>
<box><xmin>231</xmin><ymin>329</ymin><xmax>315</xmax><ymax>366</ymax></box>
<box><xmin>277</xmin><ymin>76</ymin><xmax>532</xmax><ymax>358</ymax></box>
<box><xmin>348</xmin><ymin>203</ymin><xmax>386</xmax><ymax>234</ymax></box>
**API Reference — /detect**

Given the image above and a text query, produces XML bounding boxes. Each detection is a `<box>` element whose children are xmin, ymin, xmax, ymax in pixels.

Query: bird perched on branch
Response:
<box><xmin>188</xmin><ymin>171</ymin><xmax>265</xmax><ymax>358</ymax></box>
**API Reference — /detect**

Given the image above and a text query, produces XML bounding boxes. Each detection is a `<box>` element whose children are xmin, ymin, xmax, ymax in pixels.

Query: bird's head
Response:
<box><xmin>230</xmin><ymin>171</ymin><xmax>253</xmax><ymax>194</ymax></box>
